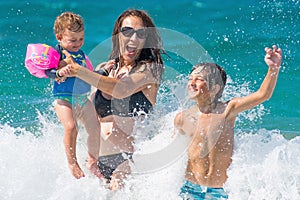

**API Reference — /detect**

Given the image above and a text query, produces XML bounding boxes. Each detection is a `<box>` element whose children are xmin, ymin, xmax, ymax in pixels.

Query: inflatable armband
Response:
<box><xmin>25</xmin><ymin>44</ymin><xmax>60</xmax><ymax>78</ymax></box>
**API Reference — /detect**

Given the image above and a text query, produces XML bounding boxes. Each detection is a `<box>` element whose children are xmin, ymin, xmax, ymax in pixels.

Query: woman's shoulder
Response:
<box><xmin>133</xmin><ymin>61</ymin><xmax>162</xmax><ymax>73</ymax></box>
<box><xmin>133</xmin><ymin>61</ymin><xmax>164</xmax><ymax>83</ymax></box>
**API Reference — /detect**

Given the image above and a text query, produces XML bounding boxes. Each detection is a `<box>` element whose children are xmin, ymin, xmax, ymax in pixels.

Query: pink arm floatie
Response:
<box><xmin>85</xmin><ymin>55</ymin><xmax>94</xmax><ymax>71</ymax></box>
<box><xmin>25</xmin><ymin>44</ymin><xmax>60</xmax><ymax>78</ymax></box>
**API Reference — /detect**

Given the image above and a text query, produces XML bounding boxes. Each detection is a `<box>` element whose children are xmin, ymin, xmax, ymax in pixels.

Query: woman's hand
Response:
<box><xmin>51</xmin><ymin>60</ymin><xmax>72</xmax><ymax>83</ymax></box>
<box><xmin>102</xmin><ymin>59</ymin><xmax>116</xmax><ymax>74</ymax></box>
<box><xmin>62</xmin><ymin>50</ymin><xmax>81</xmax><ymax>76</ymax></box>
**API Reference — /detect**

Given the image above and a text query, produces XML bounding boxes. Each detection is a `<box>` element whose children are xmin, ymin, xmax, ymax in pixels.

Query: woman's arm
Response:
<box><xmin>63</xmin><ymin>50</ymin><xmax>158</xmax><ymax>99</ymax></box>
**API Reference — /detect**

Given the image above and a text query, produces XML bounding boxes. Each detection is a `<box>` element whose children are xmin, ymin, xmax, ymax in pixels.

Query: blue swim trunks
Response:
<box><xmin>179</xmin><ymin>181</ymin><xmax>228</xmax><ymax>200</ymax></box>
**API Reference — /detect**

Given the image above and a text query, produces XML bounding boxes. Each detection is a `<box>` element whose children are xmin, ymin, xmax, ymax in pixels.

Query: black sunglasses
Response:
<box><xmin>120</xmin><ymin>27</ymin><xmax>147</xmax><ymax>39</ymax></box>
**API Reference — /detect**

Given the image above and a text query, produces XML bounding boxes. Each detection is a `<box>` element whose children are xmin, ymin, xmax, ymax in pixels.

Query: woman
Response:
<box><xmin>63</xmin><ymin>9</ymin><xmax>165</xmax><ymax>190</ymax></box>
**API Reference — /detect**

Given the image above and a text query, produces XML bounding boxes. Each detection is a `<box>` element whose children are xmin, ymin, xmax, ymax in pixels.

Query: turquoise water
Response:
<box><xmin>0</xmin><ymin>0</ymin><xmax>300</xmax><ymax>199</ymax></box>
<box><xmin>1</xmin><ymin>0</ymin><xmax>299</xmax><ymax>133</ymax></box>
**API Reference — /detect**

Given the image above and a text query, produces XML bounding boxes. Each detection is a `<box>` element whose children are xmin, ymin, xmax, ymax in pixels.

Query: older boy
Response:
<box><xmin>174</xmin><ymin>45</ymin><xmax>282</xmax><ymax>199</ymax></box>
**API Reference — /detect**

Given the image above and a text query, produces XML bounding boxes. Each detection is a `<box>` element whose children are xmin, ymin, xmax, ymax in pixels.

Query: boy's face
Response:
<box><xmin>56</xmin><ymin>29</ymin><xmax>84</xmax><ymax>52</ymax></box>
<box><xmin>187</xmin><ymin>71</ymin><xmax>210</xmax><ymax>100</ymax></box>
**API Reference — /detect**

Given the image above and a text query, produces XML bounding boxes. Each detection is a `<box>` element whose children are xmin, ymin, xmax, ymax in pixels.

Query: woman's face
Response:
<box><xmin>119</xmin><ymin>16</ymin><xmax>146</xmax><ymax>65</ymax></box>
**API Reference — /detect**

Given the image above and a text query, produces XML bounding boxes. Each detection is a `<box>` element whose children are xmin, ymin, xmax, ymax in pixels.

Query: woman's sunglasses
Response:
<box><xmin>120</xmin><ymin>27</ymin><xmax>147</xmax><ymax>39</ymax></box>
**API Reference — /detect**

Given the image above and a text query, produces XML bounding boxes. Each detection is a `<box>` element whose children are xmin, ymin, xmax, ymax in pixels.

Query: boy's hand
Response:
<box><xmin>55</xmin><ymin>77</ymin><xmax>66</xmax><ymax>83</ymax></box>
<box><xmin>54</xmin><ymin>64</ymin><xmax>72</xmax><ymax>84</ymax></box>
<box><xmin>264</xmin><ymin>45</ymin><xmax>282</xmax><ymax>70</ymax></box>
<box><xmin>58</xmin><ymin>65</ymin><xmax>72</xmax><ymax>77</ymax></box>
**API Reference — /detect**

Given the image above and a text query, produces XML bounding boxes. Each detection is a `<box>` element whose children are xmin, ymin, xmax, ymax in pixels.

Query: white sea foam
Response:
<box><xmin>226</xmin><ymin>129</ymin><xmax>300</xmax><ymax>200</ymax></box>
<box><xmin>0</xmin><ymin>74</ymin><xmax>298</xmax><ymax>200</ymax></box>
<box><xmin>1</xmin><ymin>110</ymin><xmax>300</xmax><ymax>200</ymax></box>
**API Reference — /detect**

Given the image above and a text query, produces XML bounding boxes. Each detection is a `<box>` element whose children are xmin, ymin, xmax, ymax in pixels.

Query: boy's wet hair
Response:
<box><xmin>54</xmin><ymin>12</ymin><xmax>84</xmax><ymax>34</ymax></box>
<box><xmin>191</xmin><ymin>62</ymin><xmax>227</xmax><ymax>100</ymax></box>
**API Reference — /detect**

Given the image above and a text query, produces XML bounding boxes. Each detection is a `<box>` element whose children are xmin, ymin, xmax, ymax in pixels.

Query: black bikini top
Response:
<box><xmin>93</xmin><ymin>61</ymin><xmax>155</xmax><ymax>118</ymax></box>
<box><xmin>94</xmin><ymin>89</ymin><xmax>152</xmax><ymax>118</ymax></box>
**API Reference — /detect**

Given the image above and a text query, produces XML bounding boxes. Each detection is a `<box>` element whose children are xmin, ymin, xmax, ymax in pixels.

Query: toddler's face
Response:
<box><xmin>57</xmin><ymin>29</ymin><xmax>84</xmax><ymax>52</ymax></box>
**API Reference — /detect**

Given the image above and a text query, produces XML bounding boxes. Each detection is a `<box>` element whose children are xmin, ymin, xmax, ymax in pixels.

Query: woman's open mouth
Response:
<box><xmin>126</xmin><ymin>45</ymin><xmax>137</xmax><ymax>56</ymax></box>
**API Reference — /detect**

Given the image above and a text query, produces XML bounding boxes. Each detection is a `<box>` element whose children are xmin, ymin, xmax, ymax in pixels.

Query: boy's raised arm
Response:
<box><xmin>225</xmin><ymin>45</ymin><xmax>282</xmax><ymax>119</ymax></box>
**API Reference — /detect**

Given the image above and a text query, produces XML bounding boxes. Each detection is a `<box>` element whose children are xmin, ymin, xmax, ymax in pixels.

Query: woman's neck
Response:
<box><xmin>123</xmin><ymin>61</ymin><xmax>136</xmax><ymax>68</ymax></box>
<box><xmin>120</xmin><ymin>56</ymin><xmax>135</xmax><ymax>67</ymax></box>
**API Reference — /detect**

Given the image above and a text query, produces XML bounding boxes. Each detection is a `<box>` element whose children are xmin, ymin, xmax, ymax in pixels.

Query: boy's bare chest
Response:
<box><xmin>186</xmin><ymin>113</ymin><xmax>226</xmax><ymax>136</ymax></box>
<box><xmin>192</xmin><ymin>113</ymin><xmax>234</xmax><ymax>151</ymax></box>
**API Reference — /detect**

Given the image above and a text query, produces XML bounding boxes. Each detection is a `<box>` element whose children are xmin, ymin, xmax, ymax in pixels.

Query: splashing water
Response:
<box><xmin>1</xmin><ymin>0</ymin><xmax>300</xmax><ymax>199</ymax></box>
<box><xmin>1</xmin><ymin>79</ymin><xmax>300</xmax><ymax>200</ymax></box>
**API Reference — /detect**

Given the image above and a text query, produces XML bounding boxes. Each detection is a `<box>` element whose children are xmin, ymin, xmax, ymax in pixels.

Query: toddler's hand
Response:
<box><xmin>58</xmin><ymin>65</ymin><xmax>72</xmax><ymax>77</ymax></box>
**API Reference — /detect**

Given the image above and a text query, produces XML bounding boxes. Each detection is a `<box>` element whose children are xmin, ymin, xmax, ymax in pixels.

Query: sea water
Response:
<box><xmin>0</xmin><ymin>0</ymin><xmax>299</xmax><ymax>199</ymax></box>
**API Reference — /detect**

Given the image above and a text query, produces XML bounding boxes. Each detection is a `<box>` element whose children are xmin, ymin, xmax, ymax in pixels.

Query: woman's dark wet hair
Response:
<box><xmin>110</xmin><ymin>9</ymin><xmax>165</xmax><ymax>82</ymax></box>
